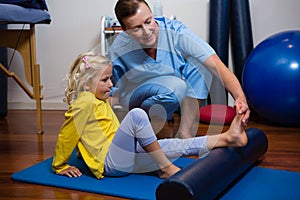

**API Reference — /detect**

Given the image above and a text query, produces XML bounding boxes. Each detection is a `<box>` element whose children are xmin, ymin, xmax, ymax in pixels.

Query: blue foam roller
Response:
<box><xmin>156</xmin><ymin>128</ymin><xmax>268</xmax><ymax>200</ymax></box>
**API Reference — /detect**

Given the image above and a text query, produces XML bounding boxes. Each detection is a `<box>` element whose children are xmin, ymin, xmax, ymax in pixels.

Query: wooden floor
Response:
<box><xmin>0</xmin><ymin>109</ymin><xmax>299</xmax><ymax>200</ymax></box>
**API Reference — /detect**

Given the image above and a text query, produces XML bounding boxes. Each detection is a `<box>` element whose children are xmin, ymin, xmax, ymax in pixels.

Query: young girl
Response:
<box><xmin>52</xmin><ymin>51</ymin><xmax>248</xmax><ymax>179</ymax></box>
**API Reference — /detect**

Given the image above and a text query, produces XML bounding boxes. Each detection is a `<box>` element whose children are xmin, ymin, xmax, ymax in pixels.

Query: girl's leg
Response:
<box><xmin>142</xmin><ymin>141</ymin><xmax>180</xmax><ymax>179</ymax></box>
<box><xmin>137</xmin><ymin>113</ymin><xmax>247</xmax><ymax>157</ymax></box>
<box><xmin>136</xmin><ymin>136</ymin><xmax>209</xmax><ymax>158</ymax></box>
<box><xmin>105</xmin><ymin>108</ymin><xmax>247</xmax><ymax>177</ymax></box>
<box><xmin>104</xmin><ymin>108</ymin><xmax>179</xmax><ymax>177</ymax></box>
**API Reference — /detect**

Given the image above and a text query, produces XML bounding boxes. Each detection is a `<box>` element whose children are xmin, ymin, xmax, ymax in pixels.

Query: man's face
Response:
<box><xmin>122</xmin><ymin>2</ymin><xmax>159</xmax><ymax>48</ymax></box>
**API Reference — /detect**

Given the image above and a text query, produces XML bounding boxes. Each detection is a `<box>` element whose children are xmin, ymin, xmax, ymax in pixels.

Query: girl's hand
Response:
<box><xmin>58</xmin><ymin>166</ymin><xmax>82</xmax><ymax>178</ymax></box>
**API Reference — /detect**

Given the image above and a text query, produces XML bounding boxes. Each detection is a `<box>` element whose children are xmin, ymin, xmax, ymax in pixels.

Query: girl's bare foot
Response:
<box><xmin>225</xmin><ymin>113</ymin><xmax>248</xmax><ymax>147</ymax></box>
<box><xmin>206</xmin><ymin>113</ymin><xmax>248</xmax><ymax>150</ymax></box>
<box><xmin>158</xmin><ymin>164</ymin><xmax>180</xmax><ymax>179</ymax></box>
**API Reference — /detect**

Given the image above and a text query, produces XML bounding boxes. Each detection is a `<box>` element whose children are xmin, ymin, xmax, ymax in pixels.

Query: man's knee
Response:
<box><xmin>129</xmin><ymin>108</ymin><xmax>149</xmax><ymax>123</ymax></box>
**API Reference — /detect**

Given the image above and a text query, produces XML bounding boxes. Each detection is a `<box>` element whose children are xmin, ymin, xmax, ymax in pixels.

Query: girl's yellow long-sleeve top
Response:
<box><xmin>52</xmin><ymin>92</ymin><xmax>120</xmax><ymax>179</ymax></box>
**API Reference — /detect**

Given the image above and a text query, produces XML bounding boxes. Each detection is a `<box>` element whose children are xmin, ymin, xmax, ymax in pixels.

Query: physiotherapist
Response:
<box><xmin>108</xmin><ymin>0</ymin><xmax>250</xmax><ymax>138</ymax></box>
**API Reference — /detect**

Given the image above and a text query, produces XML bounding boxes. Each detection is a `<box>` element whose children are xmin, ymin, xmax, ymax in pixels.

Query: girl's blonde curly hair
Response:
<box><xmin>64</xmin><ymin>51</ymin><xmax>111</xmax><ymax>105</ymax></box>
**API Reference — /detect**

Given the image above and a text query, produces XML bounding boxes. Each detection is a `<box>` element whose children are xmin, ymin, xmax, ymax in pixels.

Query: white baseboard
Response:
<box><xmin>8</xmin><ymin>102</ymin><xmax>68</xmax><ymax>110</ymax></box>
<box><xmin>7</xmin><ymin>97</ymin><xmax>234</xmax><ymax>111</ymax></box>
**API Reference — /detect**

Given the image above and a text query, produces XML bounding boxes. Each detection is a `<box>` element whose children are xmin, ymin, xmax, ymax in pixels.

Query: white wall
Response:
<box><xmin>6</xmin><ymin>0</ymin><xmax>300</xmax><ymax>110</ymax></box>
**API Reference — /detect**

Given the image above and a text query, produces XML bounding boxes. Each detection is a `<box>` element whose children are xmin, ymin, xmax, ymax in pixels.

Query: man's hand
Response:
<box><xmin>234</xmin><ymin>98</ymin><xmax>250</xmax><ymax>127</ymax></box>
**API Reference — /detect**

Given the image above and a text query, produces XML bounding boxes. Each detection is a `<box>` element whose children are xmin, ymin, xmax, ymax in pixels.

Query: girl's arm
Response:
<box><xmin>52</xmin><ymin>108</ymin><xmax>83</xmax><ymax>176</ymax></box>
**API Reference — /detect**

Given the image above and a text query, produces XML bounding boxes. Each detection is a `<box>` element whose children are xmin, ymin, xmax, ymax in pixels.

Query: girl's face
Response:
<box><xmin>93</xmin><ymin>64</ymin><xmax>113</xmax><ymax>100</ymax></box>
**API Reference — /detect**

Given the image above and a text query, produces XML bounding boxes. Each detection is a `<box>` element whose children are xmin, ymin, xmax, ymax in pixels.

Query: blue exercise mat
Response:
<box><xmin>12</xmin><ymin>152</ymin><xmax>194</xmax><ymax>200</ymax></box>
<box><xmin>221</xmin><ymin>167</ymin><xmax>300</xmax><ymax>200</ymax></box>
<box><xmin>12</xmin><ymin>152</ymin><xmax>300</xmax><ymax>200</ymax></box>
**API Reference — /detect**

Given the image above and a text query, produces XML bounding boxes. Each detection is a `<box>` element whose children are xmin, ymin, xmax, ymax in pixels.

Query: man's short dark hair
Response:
<box><xmin>114</xmin><ymin>0</ymin><xmax>151</xmax><ymax>28</ymax></box>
